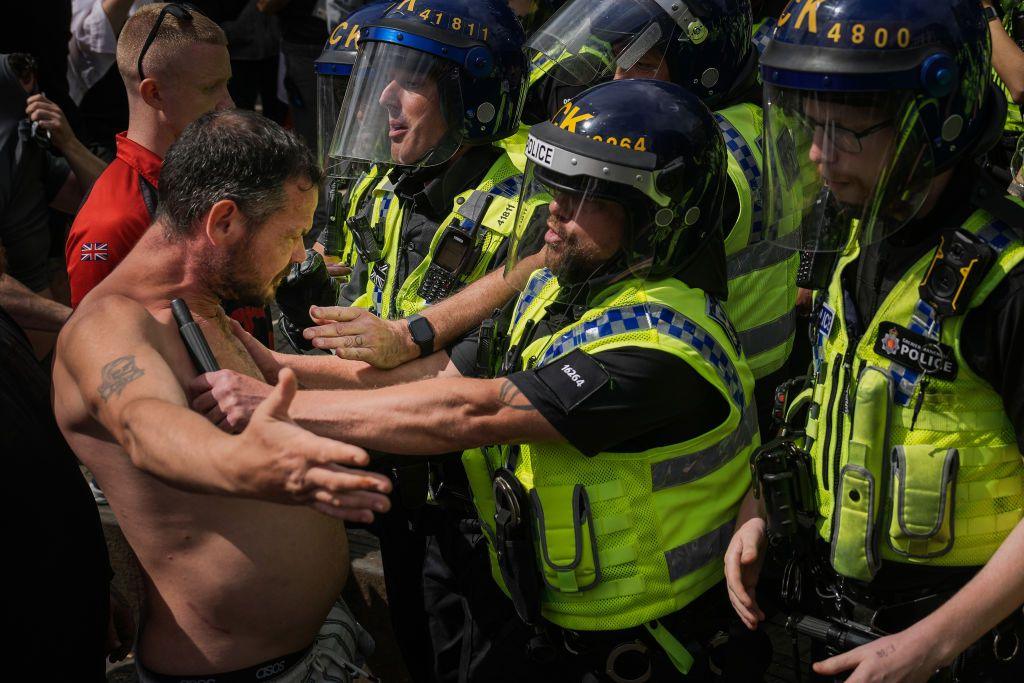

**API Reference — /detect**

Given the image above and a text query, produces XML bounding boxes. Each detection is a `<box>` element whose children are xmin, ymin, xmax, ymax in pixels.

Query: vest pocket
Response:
<box><xmin>887</xmin><ymin>446</ymin><xmax>959</xmax><ymax>559</ymax></box>
<box><xmin>531</xmin><ymin>484</ymin><xmax>601</xmax><ymax>593</ymax></box>
<box><xmin>830</xmin><ymin>366</ymin><xmax>892</xmax><ymax>581</ymax></box>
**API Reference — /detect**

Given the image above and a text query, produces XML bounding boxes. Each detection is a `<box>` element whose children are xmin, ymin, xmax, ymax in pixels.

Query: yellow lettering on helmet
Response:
<box><xmin>558</xmin><ymin>105</ymin><xmax>593</xmax><ymax>134</ymax></box>
<box><xmin>395</xmin><ymin>0</ymin><xmax>417</xmax><ymax>12</ymax></box>
<box><xmin>344</xmin><ymin>23</ymin><xmax>361</xmax><ymax>49</ymax></box>
<box><xmin>793</xmin><ymin>0</ymin><xmax>820</xmax><ymax>33</ymax></box>
<box><xmin>329</xmin><ymin>21</ymin><xmax>350</xmax><ymax>45</ymax></box>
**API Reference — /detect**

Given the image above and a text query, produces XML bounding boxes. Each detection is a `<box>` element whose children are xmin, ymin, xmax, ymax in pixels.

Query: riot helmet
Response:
<box><xmin>507</xmin><ymin>79</ymin><xmax>729</xmax><ymax>299</ymax></box>
<box><xmin>760</xmin><ymin>0</ymin><xmax>1003</xmax><ymax>252</ymax></box>
<box><xmin>328</xmin><ymin>0</ymin><xmax>528</xmax><ymax>176</ymax></box>
<box><xmin>315</xmin><ymin>2</ymin><xmax>392</xmax><ymax>176</ymax></box>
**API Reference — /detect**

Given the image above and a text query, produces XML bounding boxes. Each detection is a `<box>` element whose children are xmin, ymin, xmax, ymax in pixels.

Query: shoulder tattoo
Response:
<box><xmin>98</xmin><ymin>355</ymin><xmax>145</xmax><ymax>402</ymax></box>
<box><xmin>498</xmin><ymin>379</ymin><xmax>536</xmax><ymax>412</ymax></box>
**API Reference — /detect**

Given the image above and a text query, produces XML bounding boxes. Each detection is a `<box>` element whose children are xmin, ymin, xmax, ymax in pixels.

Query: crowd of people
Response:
<box><xmin>2</xmin><ymin>0</ymin><xmax>1024</xmax><ymax>681</ymax></box>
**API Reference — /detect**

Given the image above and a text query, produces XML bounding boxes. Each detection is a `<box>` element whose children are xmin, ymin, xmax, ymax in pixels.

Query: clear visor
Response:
<box><xmin>327</xmin><ymin>41</ymin><xmax>464</xmax><ymax>178</ymax></box>
<box><xmin>316</xmin><ymin>71</ymin><xmax>350</xmax><ymax>169</ymax></box>
<box><xmin>527</xmin><ymin>0</ymin><xmax>675</xmax><ymax>88</ymax></box>
<box><xmin>504</xmin><ymin>161</ymin><xmax>657</xmax><ymax>297</ymax></box>
<box><xmin>763</xmin><ymin>87</ymin><xmax>936</xmax><ymax>253</ymax></box>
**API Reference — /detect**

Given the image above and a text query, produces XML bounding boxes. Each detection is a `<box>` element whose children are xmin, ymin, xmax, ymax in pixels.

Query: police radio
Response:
<box><xmin>320</xmin><ymin>177</ymin><xmax>347</xmax><ymax>258</ymax></box>
<box><xmin>417</xmin><ymin>225</ymin><xmax>479</xmax><ymax>304</ymax></box>
<box><xmin>417</xmin><ymin>194</ymin><xmax>495</xmax><ymax>304</ymax></box>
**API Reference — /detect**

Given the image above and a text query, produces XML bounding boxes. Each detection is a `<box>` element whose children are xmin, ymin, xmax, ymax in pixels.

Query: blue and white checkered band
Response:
<box><xmin>751</xmin><ymin>18</ymin><xmax>776</xmax><ymax>57</ymax></box>
<box><xmin>538</xmin><ymin>303</ymin><xmax>747</xmax><ymax>411</ymax></box>
<box><xmin>890</xmin><ymin>218</ymin><xmax>1018</xmax><ymax>406</ymax></box>
<box><xmin>512</xmin><ymin>268</ymin><xmax>555</xmax><ymax>325</ymax></box>
<box><xmin>714</xmin><ymin>114</ymin><xmax>765</xmax><ymax>242</ymax></box>
<box><xmin>489</xmin><ymin>175</ymin><xmax>522</xmax><ymax>199</ymax></box>
<box><xmin>375</xmin><ymin>193</ymin><xmax>393</xmax><ymax>229</ymax></box>
<box><xmin>706</xmin><ymin>295</ymin><xmax>741</xmax><ymax>355</ymax></box>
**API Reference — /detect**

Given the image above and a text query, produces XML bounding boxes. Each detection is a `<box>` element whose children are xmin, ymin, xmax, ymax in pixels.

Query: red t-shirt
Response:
<box><xmin>66</xmin><ymin>133</ymin><xmax>274</xmax><ymax>347</ymax></box>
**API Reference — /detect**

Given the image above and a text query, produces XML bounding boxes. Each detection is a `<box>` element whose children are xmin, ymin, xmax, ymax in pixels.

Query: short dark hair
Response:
<box><xmin>158</xmin><ymin>109</ymin><xmax>321</xmax><ymax>238</ymax></box>
<box><xmin>7</xmin><ymin>53</ymin><xmax>38</xmax><ymax>82</ymax></box>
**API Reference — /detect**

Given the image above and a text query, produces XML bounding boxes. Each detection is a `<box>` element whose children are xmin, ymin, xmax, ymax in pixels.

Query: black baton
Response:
<box><xmin>171</xmin><ymin>298</ymin><xmax>220</xmax><ymax>373</ymax></box>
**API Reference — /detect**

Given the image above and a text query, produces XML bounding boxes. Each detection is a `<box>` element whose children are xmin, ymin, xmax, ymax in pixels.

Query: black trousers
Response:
<box><xmin>375</xmin><ymin>500</ymin><xmax>540</xmax><ymax>683</ymax></box>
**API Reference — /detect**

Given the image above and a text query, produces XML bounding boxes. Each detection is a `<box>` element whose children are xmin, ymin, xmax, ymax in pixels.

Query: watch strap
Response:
<box><xmin>407</xmin><ymin>313</ymin><xmax>436</xmax><ymax>358</ymax></box>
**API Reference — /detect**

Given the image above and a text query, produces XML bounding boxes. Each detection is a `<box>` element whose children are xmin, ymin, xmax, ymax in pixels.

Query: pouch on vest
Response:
<box><xmin>493</xmin><ymin>468</ymin><xmax>543</xmax><ymax>624</ymax></box>
<box><xmin>830</xmin><ymin>366</ymin><xmax>892</xmax><ymax>581</ymax></box>
<box><xmin>531</xmin><ymin>484</ymin><xmax>601</xmax><ymax>593</ymax></box>
<box><xmin>887</xmin><ymin>446</ymin><xmax>959</xmax><ymax>559</ymax></box>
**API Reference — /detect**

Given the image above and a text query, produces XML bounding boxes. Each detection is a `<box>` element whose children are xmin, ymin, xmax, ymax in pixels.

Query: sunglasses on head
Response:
<box><xmin>137</xmin><ymin>3</ymin><xmax>195</xmax><ymax>81</ymax></box>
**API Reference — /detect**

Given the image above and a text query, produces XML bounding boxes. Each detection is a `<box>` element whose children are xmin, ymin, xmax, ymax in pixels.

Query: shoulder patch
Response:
<box><xmin>534</xmin><ymin>348</ymin><xmax>609</xmax><ymax>414</ymax></box>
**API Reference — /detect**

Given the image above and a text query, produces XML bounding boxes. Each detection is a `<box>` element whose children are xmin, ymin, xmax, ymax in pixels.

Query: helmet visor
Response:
<box><xmin>504</xmin><ymin>160</ymin><xmax>660</xmax><ymax>297</ymax></box>
<box><xmin>763</xmin><ymin>86</ymin><xmax>936</xmax><ymax>253</ymax></box>
<box><xmin>327</xmin><ymin>41</ymin><xmax>465</xmax><ymax>177</ymax></box>
<box><xmin>526</xmin><ymin>0</ymin><xmax>683</xmax><ymax>88</ymax></box>
<box><xmin>316</xmin><ymin>71</ymin><xmax>351</xmax><ymax>170</ymax></box>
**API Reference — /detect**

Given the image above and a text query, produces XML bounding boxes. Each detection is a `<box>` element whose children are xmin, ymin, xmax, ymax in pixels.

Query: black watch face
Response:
<box><xmin>410</xmin><ymin>316</ymin><xmax>433</xmax><ymax>344</ymax></box>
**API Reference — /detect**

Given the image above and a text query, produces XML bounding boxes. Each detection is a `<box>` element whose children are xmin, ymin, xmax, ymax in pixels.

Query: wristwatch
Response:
<box><xmin>407</xmin><ymin>313</ymin><xmax>436</xmax><ymax>358</ymax></box>
<box><xmin>983</xmin><ymin>5</ymin><xmax>1000</xmax><ymax>22</ymax></box>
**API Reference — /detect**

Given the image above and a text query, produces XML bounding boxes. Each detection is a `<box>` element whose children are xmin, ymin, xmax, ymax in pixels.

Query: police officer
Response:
<box><xmin>726</xmin><ymin>0</ymin><xmax>1024</xmax><ymax>679</ymax></box>
<box><xmin>302</xmin><ymin>2</ymin><xmax>541</xmax><ymax>680</ymax></box>
<box><xmin>199</xmin><ymin>78</ymin><xmax>773</xmax><ymax>681</ymax></box>
<box><xmin>522</xmin><ymin>0</ymin><xmax>801</xmax><ymax>434</ymax></box>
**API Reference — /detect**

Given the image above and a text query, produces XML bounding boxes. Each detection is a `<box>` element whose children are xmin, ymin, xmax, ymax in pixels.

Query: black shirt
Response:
<box><xmin>844</xmin><ymin>163</ymin><xmax>1024</xmax><ymax>451</ymax></box>
<box><xmin>506</xmin><ymin>297</ymin><xmax>731</xmax><ymax>456</ymax></box>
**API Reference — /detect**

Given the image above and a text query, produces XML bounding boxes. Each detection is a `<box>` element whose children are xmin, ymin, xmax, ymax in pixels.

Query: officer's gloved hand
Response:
<box><xmin>275</xmin><ymin>249</ymin><xmax>343</xmax><ymax>352</ymax></box>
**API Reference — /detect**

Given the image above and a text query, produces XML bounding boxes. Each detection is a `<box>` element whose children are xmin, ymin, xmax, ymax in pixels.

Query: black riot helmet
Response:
<box><xmin>507</xmin><ymin>79</ymin><xmax>729</xmax><ymax>296</ymax></box>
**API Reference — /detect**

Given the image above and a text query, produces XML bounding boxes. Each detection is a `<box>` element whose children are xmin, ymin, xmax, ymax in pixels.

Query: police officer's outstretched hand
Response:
<box><xmin>304</xmin><ymin>306</ymin><xmax>420</xmax><ymax>369</ymax></box>
<box><xmin>813</xmin><ymin>629</ymin><xmax>941</xmax><ymax>683</ymax></box>
<box><xmin>725</xmin><ymin>516</ymin><xmax>767</xmax><ymax>630</ymax></box>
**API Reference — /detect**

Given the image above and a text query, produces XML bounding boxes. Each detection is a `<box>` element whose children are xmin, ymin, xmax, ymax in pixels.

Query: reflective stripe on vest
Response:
<box><xmin>665</xmin><ymin>519</ymin><xmax>734</xmax><ymax>582</ymax></box>
<box><xmin>651</xmin><ymin>402</ymin><xmax>759</xmax><ymax>490</ymax></box>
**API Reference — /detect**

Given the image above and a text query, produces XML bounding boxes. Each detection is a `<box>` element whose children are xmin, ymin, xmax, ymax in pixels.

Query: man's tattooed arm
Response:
<box><xmin>497</xmin><ymin>378</ymin><xmax>537</xmax><ymax>411</ymax></box>
<box><xmin>98</xmin><ymin>355</ymin><xmax>146</xmax><ymax>402</ymax></box>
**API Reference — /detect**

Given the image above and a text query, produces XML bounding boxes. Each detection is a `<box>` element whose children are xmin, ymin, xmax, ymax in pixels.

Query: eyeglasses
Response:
<box><xmin>137</xmin><ymin>3</ymin><xmax>194</xmax><ymax>81</ymax></box>
<box><xmin>801</xmin><ymin>114</ymin><xmax>893</xmax><ymax>154</ymax></box>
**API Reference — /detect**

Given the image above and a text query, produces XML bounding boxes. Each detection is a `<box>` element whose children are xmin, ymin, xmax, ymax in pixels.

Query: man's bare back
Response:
<box><xmin>53</xmin><ymin>227</ymin><xmax>390</xmax><ymax>674</ymax></box>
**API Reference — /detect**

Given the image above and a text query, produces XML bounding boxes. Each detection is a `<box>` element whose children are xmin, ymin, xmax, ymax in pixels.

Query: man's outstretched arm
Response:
<box><xmin>57</xmin><ymin>296</ymin><xmax>391</xmax><ymax>521</ymax></box>
<box><xmin>192</xmin><ymin>369</ymin><xmax>564</xmax><ymax>455</ymax></box>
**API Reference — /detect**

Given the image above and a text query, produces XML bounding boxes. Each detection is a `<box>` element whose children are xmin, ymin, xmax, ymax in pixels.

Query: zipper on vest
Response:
<box><xmin>820</xmin><ymin>353</ymin><xmax>843</xmax><ymax>489</ymax></box>
<box><xmin>832</xmin><ymin>347</ymin><xmax>856</xmax><ymax>493</ymax></box>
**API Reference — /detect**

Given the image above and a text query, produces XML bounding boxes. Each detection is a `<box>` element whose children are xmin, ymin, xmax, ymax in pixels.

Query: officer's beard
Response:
<box><xmin>547</xmin><ymin>237</ymin><xmax>613</xmax><ymax>286</ymax></box>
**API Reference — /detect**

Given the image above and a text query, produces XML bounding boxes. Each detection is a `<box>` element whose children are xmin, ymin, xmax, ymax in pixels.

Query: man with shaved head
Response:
<box><xmin>65</xmin><ymin>3</ymin><xmax>274</xmax><ymax>345</ymax></box>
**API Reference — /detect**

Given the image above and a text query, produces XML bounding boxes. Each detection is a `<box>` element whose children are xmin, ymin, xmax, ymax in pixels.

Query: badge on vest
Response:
<box><xmin>818</xmin><ymin>302</ymin><xmax>835</xmax><ymax>339</ymax></box>
<box><xmin>369</xmin><ymin>261</ymin><xmax>390</xmax><ymax>293</ymax></box>
<box><xmin>875</xmin><ymin>322</ymin><xmax>958</xmax><ymax>381</ymax></box>
<box><xmin>534</xmin><ymin>348</ymin><xmax>609</xmax><ymax>414</ymax></box>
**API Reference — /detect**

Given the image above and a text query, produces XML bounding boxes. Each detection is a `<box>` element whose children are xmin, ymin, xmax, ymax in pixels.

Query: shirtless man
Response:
<box><xmin>52</xmin><ymin>108</ymin><xmax>392</xmax><ymax>682</ymax></box>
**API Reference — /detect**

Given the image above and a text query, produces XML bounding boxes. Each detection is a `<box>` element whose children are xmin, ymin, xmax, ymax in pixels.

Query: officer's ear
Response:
<box><xmin>202</xmin><ymin>199</ymin><xmax>248</xmax><ymax>248</ymax></box>
<box><xmin>138</xmin><ymin>77</ymin><xmax>164</xmax><ymax>111</ymax></box>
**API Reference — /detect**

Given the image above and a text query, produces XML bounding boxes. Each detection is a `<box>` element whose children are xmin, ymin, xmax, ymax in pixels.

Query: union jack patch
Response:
<box><xmin>80</xmin><ymin>242</ymin><xmax>108</xmax><ymax>261</ymax></box>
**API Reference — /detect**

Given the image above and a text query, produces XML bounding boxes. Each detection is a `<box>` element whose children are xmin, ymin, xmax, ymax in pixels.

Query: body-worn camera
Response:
<box><xmin>919</xmin><ymin>228</ymin><xmax>995</xmax><ymax>318</ymax></box>
<box><xmin>346</xmin><ymin>207</ymin><xmax>382</xmax><ymax>263</ymax></box>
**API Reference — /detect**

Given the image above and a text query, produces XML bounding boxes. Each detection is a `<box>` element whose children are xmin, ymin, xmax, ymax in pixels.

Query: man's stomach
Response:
<box><xmin>114</xmin><ymin>484</ymin><xmax>350</xmax><ymax>674</ymax></box>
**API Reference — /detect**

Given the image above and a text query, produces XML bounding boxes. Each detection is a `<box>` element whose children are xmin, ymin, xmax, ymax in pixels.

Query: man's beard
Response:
<box><xmin>199</xmin><ymin>243</ymin><xmax>291</xmax><ymax>306</ymax></box>
<box><xmin>546</xmin><ymin>237</ymin><xmax>611</xmax><ymax>285</ymax></box>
